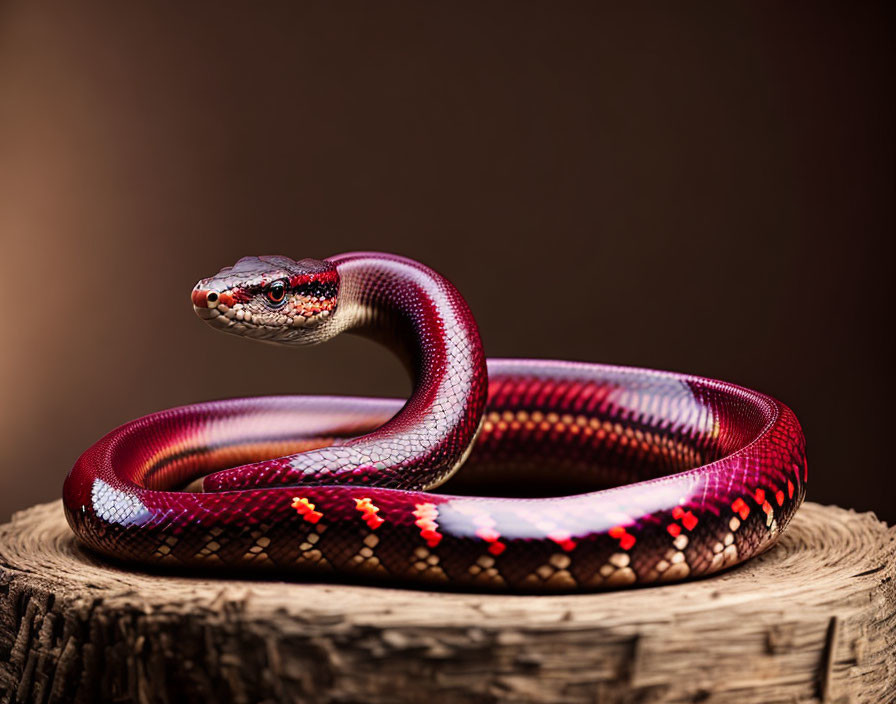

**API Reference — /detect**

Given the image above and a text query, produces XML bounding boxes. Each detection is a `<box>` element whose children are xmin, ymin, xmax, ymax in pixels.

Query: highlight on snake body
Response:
<box><xmin>63</xmin><ymin>252</ymin><xmax>806</xmax><ymax>592</ymax></box>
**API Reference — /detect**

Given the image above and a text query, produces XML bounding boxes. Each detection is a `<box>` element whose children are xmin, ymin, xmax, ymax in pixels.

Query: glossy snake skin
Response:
<box><xmin>64</xmin><ymin>252</ymin><xmax>807</xmax><ymax>591</ymax></box>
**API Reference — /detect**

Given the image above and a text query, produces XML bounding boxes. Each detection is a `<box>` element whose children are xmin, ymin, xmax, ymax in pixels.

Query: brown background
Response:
<box><xmin>0</xmin><ymin>1</ymin><xmax>892</xmax><ymax>523</ymax></box>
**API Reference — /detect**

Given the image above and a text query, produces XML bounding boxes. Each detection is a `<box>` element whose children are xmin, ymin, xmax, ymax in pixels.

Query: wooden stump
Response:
<box><xmin>0</xmin><ymin>501</ymin><xmax>893</xmax><ymax>704</ymax></box>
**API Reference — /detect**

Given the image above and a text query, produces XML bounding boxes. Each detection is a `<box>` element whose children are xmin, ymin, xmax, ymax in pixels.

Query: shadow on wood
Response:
<box><xmin>0</xmin><ymin>501</ymin><xmax>893</xmax><ymax>704</ymax></box>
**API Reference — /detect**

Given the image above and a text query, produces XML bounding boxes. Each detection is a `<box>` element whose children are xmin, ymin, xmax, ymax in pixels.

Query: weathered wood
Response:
<box><xmin>0</xmin><ymin>501</ymin><xmax>893</xmax><ymax>704</ymax></box>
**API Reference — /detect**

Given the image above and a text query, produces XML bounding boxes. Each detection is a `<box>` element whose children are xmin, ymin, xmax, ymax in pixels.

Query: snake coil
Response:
<box><xmin>64</xmin><ymin>252</ymin><xmax>806</xmax><ymax>591</ymax></box>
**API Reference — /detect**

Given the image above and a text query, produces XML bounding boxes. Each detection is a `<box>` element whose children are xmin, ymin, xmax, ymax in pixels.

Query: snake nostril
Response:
<box><xmin>207</xmin><ymin>292</ymin><xmax>218</xmax><ymax>303</ymax></box>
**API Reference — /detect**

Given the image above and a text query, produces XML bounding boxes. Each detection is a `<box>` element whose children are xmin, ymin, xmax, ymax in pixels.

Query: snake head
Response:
<box><xmin>191</xmin><ymin>255</ymin><xmax>339</xmax><ymax>343</ymax></box>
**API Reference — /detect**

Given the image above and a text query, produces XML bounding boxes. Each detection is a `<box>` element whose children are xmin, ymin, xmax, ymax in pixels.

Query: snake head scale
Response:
<box><xmin>191</xmin><ymin>255</ymin><xmax>339</xmax><ymax>343</ymax></box>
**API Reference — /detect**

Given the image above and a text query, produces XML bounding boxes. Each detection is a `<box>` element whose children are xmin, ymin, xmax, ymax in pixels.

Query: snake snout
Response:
<box><xmin>192</xmin><ymin>285</ymin><xmax>233</xmax><ymax>309</ymax></box>
<box><xmin>191</xmin><ymin>285</ymin><xmax>234</xmax><ymax>324</ymax></box>
<box><xmin>191</xmin><ymin>287</ymin><xmax>213</xmax><ymax>308</ymax></box>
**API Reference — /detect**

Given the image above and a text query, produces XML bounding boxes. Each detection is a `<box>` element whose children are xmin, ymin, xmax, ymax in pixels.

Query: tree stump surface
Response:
<box><xmin>0</xmin><ymin>501</ymin><xmax>893</xmax><ymax>704</ymax></box>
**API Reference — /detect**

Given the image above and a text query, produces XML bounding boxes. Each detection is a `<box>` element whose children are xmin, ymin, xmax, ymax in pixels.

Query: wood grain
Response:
<box><xmin>0</xmin><ymin>501</ymin><xmax>893</xmax><ymax>704</ymax></box>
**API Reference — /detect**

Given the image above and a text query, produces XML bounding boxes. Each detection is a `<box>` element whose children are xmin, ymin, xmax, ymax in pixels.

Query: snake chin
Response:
<box><xmin>192</xmin><ymin>301</ymin><xmax>334</xmax><ymax>342</ymax></box>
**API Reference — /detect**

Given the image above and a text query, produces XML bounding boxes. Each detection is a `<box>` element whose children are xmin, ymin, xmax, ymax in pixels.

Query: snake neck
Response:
<box><xmin>328</xmin><ymin>253</ymin><xmax>488</xmax><ymax>477</ymax></box>
<box><xmin>329</xmin><ymin>252</ymin><xmax>477</xmax><ymax>385</ymax></box>
<box><xmin>202</xmin><ymin>252</ymin><xmax>489</xmax><ymax>492</ymax></box>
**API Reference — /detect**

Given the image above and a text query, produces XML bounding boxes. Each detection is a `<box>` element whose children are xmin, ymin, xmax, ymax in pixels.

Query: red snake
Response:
<box><xmin>63</xmin><ymin>252</ymin><xmax>806</xmax><ymax>591</ymax></box>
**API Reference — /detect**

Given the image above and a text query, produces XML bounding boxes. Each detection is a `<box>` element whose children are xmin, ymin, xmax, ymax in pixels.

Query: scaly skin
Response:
<box><xmin>63</xmin><ymin>252</ymin><xmax>806</xmax><ymax>591</ymax></box>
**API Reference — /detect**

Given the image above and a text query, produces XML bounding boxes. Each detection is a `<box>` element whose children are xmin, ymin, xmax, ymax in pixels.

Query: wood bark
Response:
<box><xmin>0</xmin><ymin>501</ymin><xmax>893</xmax><ymax>704</ymax></box>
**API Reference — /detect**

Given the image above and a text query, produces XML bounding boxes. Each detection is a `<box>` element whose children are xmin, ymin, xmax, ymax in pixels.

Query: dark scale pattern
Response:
<box><xmin>63</xmin><ymin>253</ymin><xmax>807</xmax><ymax>592</ymax></box>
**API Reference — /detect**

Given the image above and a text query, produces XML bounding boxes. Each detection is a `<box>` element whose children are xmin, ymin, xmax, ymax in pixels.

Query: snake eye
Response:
<box><xmin>266</xmin><ymin>281</ymin><xmax>287</xmax><ymax>306</ymax></box>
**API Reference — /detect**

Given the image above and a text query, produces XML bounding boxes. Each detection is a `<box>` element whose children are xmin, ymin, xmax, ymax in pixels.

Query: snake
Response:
<box><xmin>63</xmin><ymin>252</ymin><xmax>807</xmax><ymax>591</ymax></box>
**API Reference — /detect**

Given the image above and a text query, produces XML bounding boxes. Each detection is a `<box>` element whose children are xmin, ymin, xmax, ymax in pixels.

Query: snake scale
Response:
<box><xmin>64</xmin><ymin>252</ymin><xmax>807</xmax><ymax>591</ymax></box>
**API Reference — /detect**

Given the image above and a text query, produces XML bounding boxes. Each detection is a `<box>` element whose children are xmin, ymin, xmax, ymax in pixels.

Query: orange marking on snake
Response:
<box><xmin>672</xmin><ymin>507</ymin><xmax>685</xmax><ymax>519</ymax></box>
<box><xmin>412</xmin><ymin>502</ymin><xmax>443</xmax><ymax>548</ymax></box>
<box><xmin>667</xmin><ymin>523</ymin><xmax>681</xmax><ymax>537</ymax></box>
<box><xmin>609</xmin><ymin>525</ymin><xmax>636</xmax><ymax>550</ymax></box>
<box><xmin>488</xmin><ymin>541</ymin><xmax>506</xmax><ymax>556</ymax></box>
<box><xmin>731</xmin><ymin>498</ymin><xmax>750</xmax><ymax>520</ymax></box>
<box><xmin>754</xmin><ymin>488</ymin><xmax>765</xmax><ymax>504</ymax></box>
<box><xmin>291</xmin><ymin>497</ymin><xmax>323</xmax><ymax>524</ymax></box>
<box><xmin>681</xmin><ymin>511</ymin><xmax>698</xmax><ymax>531</ymax></box>
<box><xmin>548</xmin><ymin>531</ymin><xmax>577</xmax><ymax>552</ymax></box>
<box><xmin>470</xmin><ymin>513</ymin><xmax>507</xmax><ymax>555</ymax></box>
<box><xmin>762</xmin><ymin>500</ymin><xmax>773</xmax><ymax>515</ymax></box>
<box><xmin>787</xmin><ymin>480</ymin><xmax>794</xmax><ymax>499</ymax></box>
<box><xmin>354</xmin><ymin>497</ymin><xmax>384</xmax><ymax>530</ymax></box>
<box><xmin>775</xmin><ymin>490</ymin><xmax>785</xmax><ymax>506</ymax></box>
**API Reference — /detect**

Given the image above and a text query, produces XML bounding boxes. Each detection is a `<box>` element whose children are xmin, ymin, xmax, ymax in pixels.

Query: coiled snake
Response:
<box><xmin>64</xmin><ymin>252</ymin><xmax>806</xmax><ymax>591</ymax></box>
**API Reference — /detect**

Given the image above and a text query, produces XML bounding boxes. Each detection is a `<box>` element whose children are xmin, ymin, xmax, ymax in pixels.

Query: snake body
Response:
<box><xmin>64</xmin><ymin>252</ymin><xmax>806</xmax><ymax>591</ymax></box>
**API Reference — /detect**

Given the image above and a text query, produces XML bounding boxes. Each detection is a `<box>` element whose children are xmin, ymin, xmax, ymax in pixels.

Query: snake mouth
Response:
<box><xmin>194</xmin><ymin>305</ymin><xmax>222</xmax><ymax>321</ymax></box>
<box><xmin>193</xmin><ymin>301</ymin><xmax>249</xmax><ymax>329</ymax></box>
<box><xmin>192</xmin><ymin>301</ymin><xmax>332</xmax><ymax>336</ymax></box>
<box><xmin>192</xmin><ymin>302</ymin><xmax>237</xmax><ymax>329</ymax></box>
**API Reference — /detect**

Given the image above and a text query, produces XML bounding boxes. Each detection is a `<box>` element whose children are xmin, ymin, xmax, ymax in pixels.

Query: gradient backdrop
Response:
<box><xmin>1</xmin><ymin>2</ymin><xmax>893</xmax><ymax>523</ymax></box>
